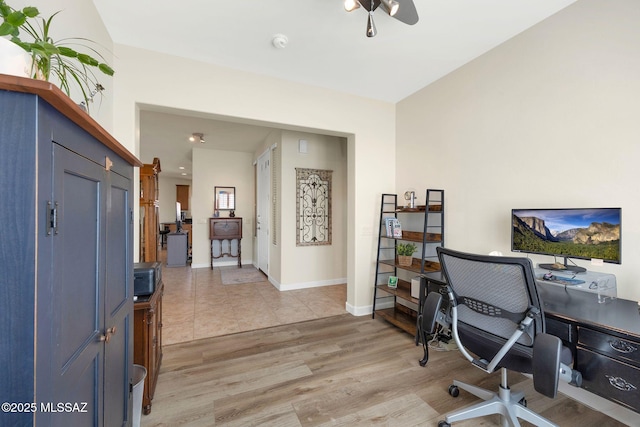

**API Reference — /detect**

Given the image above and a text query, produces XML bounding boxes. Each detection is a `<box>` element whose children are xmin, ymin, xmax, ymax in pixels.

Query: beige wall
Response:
<box><xmin>396</xmin><ymin>0</ymin><xmax>640</xmax><ymax>301</ymax></box>
<box><xmin>158</xmin><ymin>176</ymin><xmax>192</xmax><ymax>224</ymax></box>
<box><xmin>34</xmin><ymin>0</ymin><xmax>638</xmax><ymax>310</ymax></box>
<box><xmin>110</xmin><ymin>45</ymin><xmax>396</xmax><ymax>313</ymax></box>
<box><xmin>277</xmin><ymin>131</ymin><xmax>348</xmax><ymax>289</ymax></box>
<box><xmin>191</xmin><ymin>148</ymin><xmax>255</xmax><ymax>268</ymax></box>
<box><xmin>12</xmin><ymin>0</ymin><xmax>114</xmax><ymax>130</ymax></box>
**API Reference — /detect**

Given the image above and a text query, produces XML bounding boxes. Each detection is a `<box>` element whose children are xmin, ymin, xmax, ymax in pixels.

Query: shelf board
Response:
<box><xmin>374</xmin><ymin>307</ymin><xmax>417</xmax><ymax>336</ymax></box>
<box><xmin>380</xmin><ymin>231</ymin><xmax>442</xmax><ymax>243</ymax></box>
<box><xmin>375</xmin><ymin>280</ymin><xmax>418</xmax><ymax>304</ymax></box>
<box><xmin>379</xmin><ymin>258</ymin><xmax>441</xmax><ymax>274</ymax></box>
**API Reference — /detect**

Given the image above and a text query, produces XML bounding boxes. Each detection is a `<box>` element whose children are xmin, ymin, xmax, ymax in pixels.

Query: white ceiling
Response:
<box><xmin>139</xmin><ymin>108</ymin><xmax>280</xmax><ymax>178</ymax></box>
<box><xmin>94</xmin><ymin>0</ymin><xmax>577</xmax><ymax>177</ymax></box>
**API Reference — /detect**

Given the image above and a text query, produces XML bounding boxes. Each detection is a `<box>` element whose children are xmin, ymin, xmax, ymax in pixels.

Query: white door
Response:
<box><xmin>256</xmin><ymin>149</ymin><xmax>270</xmax><ymax>273</ymax></box>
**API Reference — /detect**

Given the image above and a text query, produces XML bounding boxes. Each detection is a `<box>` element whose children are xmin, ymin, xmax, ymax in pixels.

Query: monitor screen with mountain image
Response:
<box><xmin>512</xmin><ymin>208</ymin><xmax>621</xmax><ymax>273</ymax></box>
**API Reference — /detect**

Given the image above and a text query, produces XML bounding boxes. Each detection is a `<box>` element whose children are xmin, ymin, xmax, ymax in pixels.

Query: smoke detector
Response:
<box><xmin>272</xmin><ymin>34</ymin><xmax>289</xmax><ymax>49</ymax></box>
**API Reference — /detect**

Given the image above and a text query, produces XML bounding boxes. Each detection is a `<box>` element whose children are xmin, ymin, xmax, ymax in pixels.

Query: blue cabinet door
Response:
<box><xmin>104</xmin><ymin>170</ymin><xmax>134</xmax><ymax>426</ymax></box>
<box><xmin>45</xmin><ymin>143</ymin><xmax>105</xmax><ymax>426</ymax></box>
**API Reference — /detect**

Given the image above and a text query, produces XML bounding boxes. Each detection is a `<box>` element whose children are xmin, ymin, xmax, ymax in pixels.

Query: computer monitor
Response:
<box><xmin>175</xmin><ymin>201</ymin><xmax>182</xmax><ymax>232</ymax></box>
<box><xmin>511</xmin><ymin>208</ymin><xmax>621</xmax><ymax>272</ymax></box>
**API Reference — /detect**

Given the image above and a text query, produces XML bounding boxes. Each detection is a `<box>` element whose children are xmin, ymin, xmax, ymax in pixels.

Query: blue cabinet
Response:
<box><xmin>0</xmin><ymin>76</ymin><xmax>141</xmax><ymax>426</ymax></box>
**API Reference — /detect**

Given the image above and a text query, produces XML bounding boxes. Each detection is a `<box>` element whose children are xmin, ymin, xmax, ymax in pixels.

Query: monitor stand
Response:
<box><xmin>538</xmin><ymin>257</ymin><xmax>586</xmax><ymax>273</ymax></box>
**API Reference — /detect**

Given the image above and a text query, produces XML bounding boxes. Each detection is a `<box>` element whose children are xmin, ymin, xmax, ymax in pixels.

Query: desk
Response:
<box><xmin>166</xmin><ymin>232</ymin><xmax>188</xmax><ymax>267</ymax></box>
<box><xmin>163</xmin><ymin>222</ymin><xmax>192</xmax><ymax>248</ymax></box>
<box><xmin>420</xmin><ymin>273</ymin><xmax>640</xmax><ymax>414</ymax></box>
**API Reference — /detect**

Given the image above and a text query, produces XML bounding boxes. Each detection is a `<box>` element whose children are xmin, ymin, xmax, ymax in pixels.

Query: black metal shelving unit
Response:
<box><xmin>372</xmin><ymin>190</ymin><xmax>445</xmax><ymax>336</ymax></box>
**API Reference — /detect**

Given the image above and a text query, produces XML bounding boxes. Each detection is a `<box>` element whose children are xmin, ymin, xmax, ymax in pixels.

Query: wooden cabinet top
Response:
<box><xmin>209</xmin><ymin>217</ymin><xmax>242</xmax><ymax>240</ymax></box>
<box><xmin>0</xmin><ymin>74</ymin><xmax>142</xmax><ymax>167</ymax></box>
<box><xmin>141</xmin><ymin>158</ymin><xmax>161</xmax><ymax>176</ymax></box>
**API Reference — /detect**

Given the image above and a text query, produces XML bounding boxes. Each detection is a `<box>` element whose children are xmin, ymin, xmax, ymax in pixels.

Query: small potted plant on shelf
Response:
<box><xmin>0</xmin><ymin>0</ymin><xmax>114</xmax><ymax>111</ymax></box>
<box><xmin>397</xmin><ymin>242</ymin><xmax>417</xmax><ymax>266</ymax></box>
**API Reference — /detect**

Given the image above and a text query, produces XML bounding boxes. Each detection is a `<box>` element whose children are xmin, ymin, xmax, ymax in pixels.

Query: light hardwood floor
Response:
<box><xmin>141</xmin><ymin>313</ymin><xmax>626</xmax><ymax>426</ymax></box>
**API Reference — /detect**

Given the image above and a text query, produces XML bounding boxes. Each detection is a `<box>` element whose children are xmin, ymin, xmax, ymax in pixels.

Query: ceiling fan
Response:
<box><xmin>344</xmin><ymin>0</ymin><xmax>419</xmax><ymax>37</ymax></box>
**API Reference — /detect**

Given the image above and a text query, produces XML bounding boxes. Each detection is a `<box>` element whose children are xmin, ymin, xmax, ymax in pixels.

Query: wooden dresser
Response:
<box><xmin>209</xmin><ymin>217</ymin><xmax>242</xmax><ymax>268</ymax></box>
<box><xmin>134</xmin><ymin>282</ymin><xmax>164</xmax><ymax>415</ymax></box>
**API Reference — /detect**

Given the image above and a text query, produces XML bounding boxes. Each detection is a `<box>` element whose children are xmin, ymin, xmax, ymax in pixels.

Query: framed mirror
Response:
<box><xmin>215</xmin><ymin>186</ymin><xmax>235</xmax><ymax>210</ymax></box>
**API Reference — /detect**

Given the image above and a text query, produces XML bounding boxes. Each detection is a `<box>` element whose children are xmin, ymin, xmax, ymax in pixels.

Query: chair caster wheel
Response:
<box><xmin>438</xmin><ymin>421</ymin><xmax>451</xmax><ymax>427</ymax></box>
<box><xmin>448</xmin><ymin>384</ymin><xmax>459</xmax><ymax>397</ymax></box>
<box><xmin>518</xmin><ymin>397</ymin><xmax>527</xmax><ymax>407</ymax></box>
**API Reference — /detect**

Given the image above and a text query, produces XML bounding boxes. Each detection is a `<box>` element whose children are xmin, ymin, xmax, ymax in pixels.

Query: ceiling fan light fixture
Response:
<box><xmin>344</xmin><ymin>0</ymin><xmax>360</xmax><ymax>12</ymax></box>
<box><xmin>381</xmin><ymin>0</ymin><xmax>399</xmax><ymax>16</ymax></box>
<box><xmin>366</xmin><ymin>11</ymin><xmax>377</xmax><ymax>37</ymax></box>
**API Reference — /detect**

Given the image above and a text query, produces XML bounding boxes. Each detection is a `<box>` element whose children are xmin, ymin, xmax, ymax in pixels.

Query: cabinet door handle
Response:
<box><xmin>609</xmin><ymin>339</ymin><xmax>637</xmax><ymax>354</ymax></box>
<box><xmin>100</xmin><ymin>326</ymin><xmax>117</xmax><ymax>344</ymax></box>
<box><xmin>605</xmin><ymin>375</ymin><xmax>637</xmax><ymax>392</ymax></box>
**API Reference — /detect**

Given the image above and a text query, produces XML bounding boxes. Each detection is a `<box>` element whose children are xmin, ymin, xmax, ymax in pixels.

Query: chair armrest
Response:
<box><xmin>421</xmin><ymin>291</ymin><xmax>444</xmax><ymax>334</ymax></box>
<box><xmin>533</xmin><ymin>333</ymin><xmax>562</xmax><ymax>398</ymax></box>
<box><xmin>533</xmin><ymin>333</ymin><xmax>583</xmax><ymax>399</ymax></box>
<box><xmin>418</xmin><ymin>291</ymin><xmax>444</xmax><ymax>367</ymax></box>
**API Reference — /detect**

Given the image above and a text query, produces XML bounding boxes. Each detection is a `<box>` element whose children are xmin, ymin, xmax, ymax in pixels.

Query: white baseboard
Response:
<box><xmin>276</xmin><ymin>277</ymin><xmax>347</xmax><ymax>291</ymax></box>
<box><xmin>347</xmin><ymin>302</ymin><xmax>373</xmax><ymax>316</ymax></box>
<box><xmin>187</xmin><ymin>261</ymin><xmax>252</xmax><ymax>269</ymax></box>
<box><xmin>203</xmin><ymin>259</ymin><xmax>253</xmax><ymax>268</ymax></box>
<box><xmin>190</xmin><ymin>262</ymin><xmax>209</xmax><ymax>269</ymax></box>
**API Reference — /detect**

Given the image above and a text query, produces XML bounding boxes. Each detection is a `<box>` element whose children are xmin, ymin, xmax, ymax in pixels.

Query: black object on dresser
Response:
<box><xmin>134</xmin><ymin>261</ymin><xmax>162</xmax><ymax>296</ymax></box>
<box><xmin>0</xmin><ymin>75</ymin><xmax>142</xmax><ymax>426</ymax></box>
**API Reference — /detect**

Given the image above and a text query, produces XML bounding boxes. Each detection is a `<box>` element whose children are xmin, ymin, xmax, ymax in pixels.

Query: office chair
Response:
<box><xmin>421</xmin><ymin>247</ymin><xmax>582</xmax><ymax>427</ymax></box>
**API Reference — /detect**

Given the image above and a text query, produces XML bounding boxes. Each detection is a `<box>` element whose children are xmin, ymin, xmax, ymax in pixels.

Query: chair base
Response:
<box><xmin>442</xmin><ymin>377</ymin><xmax>558</xmax><ymax>427</ymax></box>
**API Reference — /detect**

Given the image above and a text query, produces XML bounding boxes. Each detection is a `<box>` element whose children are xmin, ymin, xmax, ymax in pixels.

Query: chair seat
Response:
<box><xmin>458</xmin><ymin>324</ymin><xmax>573</xmax><ymax>375</ymax></box>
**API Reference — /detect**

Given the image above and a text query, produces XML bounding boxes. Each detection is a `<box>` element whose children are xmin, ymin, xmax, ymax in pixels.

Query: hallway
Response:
<box><xmin>159</xmin><ymin>255</ymin><xmax>348</xmax><ymax>345</ymax></box>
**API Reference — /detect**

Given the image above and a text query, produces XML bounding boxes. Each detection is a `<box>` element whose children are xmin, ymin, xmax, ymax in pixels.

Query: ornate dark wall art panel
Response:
<box><xmin>296</xmin><ymin>168</ymin><xmax>332</xmax><ymax>246</ymax></box>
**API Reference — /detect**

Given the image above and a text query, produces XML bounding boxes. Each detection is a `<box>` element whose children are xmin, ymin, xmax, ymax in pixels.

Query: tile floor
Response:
<box><xmin>159</xmin><ymin>254</ymin><xmax>348</xmax><ymax>345</ymax></box>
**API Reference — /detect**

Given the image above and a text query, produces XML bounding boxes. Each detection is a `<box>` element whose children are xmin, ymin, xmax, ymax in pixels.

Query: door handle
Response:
<box><xmin>99</xmin><ymin>326</ymin><xmax>117</xmax><ymax>344</ymax></box>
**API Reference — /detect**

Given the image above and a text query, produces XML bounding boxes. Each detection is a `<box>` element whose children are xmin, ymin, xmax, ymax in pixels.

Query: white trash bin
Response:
<box><xmin>132</xmin><ymin>364</ymin><xmax>147</xmax><ymax>427</ymax></box>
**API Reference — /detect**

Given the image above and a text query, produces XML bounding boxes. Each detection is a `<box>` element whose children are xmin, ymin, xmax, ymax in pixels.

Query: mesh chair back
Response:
<box><xmin>438</xmin><ymin>248</ymin><xmax>544</xmax><ymax>348</ymax></box>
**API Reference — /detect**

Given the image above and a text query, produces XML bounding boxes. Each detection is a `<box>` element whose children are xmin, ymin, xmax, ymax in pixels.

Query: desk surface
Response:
<box><xmin>537</xmin><ymin>282</ymin><xmax>640</xmax><ymax>341</ymax></box>
<box><xmin>423</xmin><ymin>271</ymin><xmax>640</xmax><ymax>341</ymax></box>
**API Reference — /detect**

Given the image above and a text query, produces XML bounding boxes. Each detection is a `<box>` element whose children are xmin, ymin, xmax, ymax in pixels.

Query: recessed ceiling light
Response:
<box><xmin>189</xmin><ymin>132</ymin><xmax>205</xmax><ymax>143</ymax></box>
<box><xmin>179</xmin><ymin>166</ymin><xmax>185</xmax><ymax>170</ymax></box>
<box><xmin>181</xmin><ymin>173</ymin><xmax>187</xmax><ymax>176</ymax></box>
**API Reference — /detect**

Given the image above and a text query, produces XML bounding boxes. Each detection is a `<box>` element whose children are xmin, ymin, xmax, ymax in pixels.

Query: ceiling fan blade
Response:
<box><xmin>392</xmin><ymin>0</ymin><xmax>419</xmax><ymax>25</ymax></box>
<box><xmin>357</xmin><ymin>0</ymin><xmax>382</xmax><ymax>12</ymax></box>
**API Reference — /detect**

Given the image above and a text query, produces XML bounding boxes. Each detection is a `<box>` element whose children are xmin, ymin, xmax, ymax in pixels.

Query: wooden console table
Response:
<box><xmin>209</xmin><ymin>217</ymin><xmax>242</xmax><ymax>268</ymax></box>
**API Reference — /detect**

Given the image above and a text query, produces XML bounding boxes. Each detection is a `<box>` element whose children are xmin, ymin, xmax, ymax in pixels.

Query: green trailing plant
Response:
<box><xmin>0</xmin><ymin>0</ymin><xmax>114</xmax><ymax>110</ymax></box>
<box><xmin>397</xmin><ymin>242</ymin><xmax>417</xmax><ymax>256</ymax></box>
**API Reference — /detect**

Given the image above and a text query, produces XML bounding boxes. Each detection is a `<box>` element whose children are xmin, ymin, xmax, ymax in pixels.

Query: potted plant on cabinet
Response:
<box><xmin>397</xmin><ymin>242</ymin><xmax>417</xmax><ymax>266</ymax></box>
<box><xmin>0</xmin><ymin>0</ymin><xmax>114</xmax><ymax>110</ymax></box>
